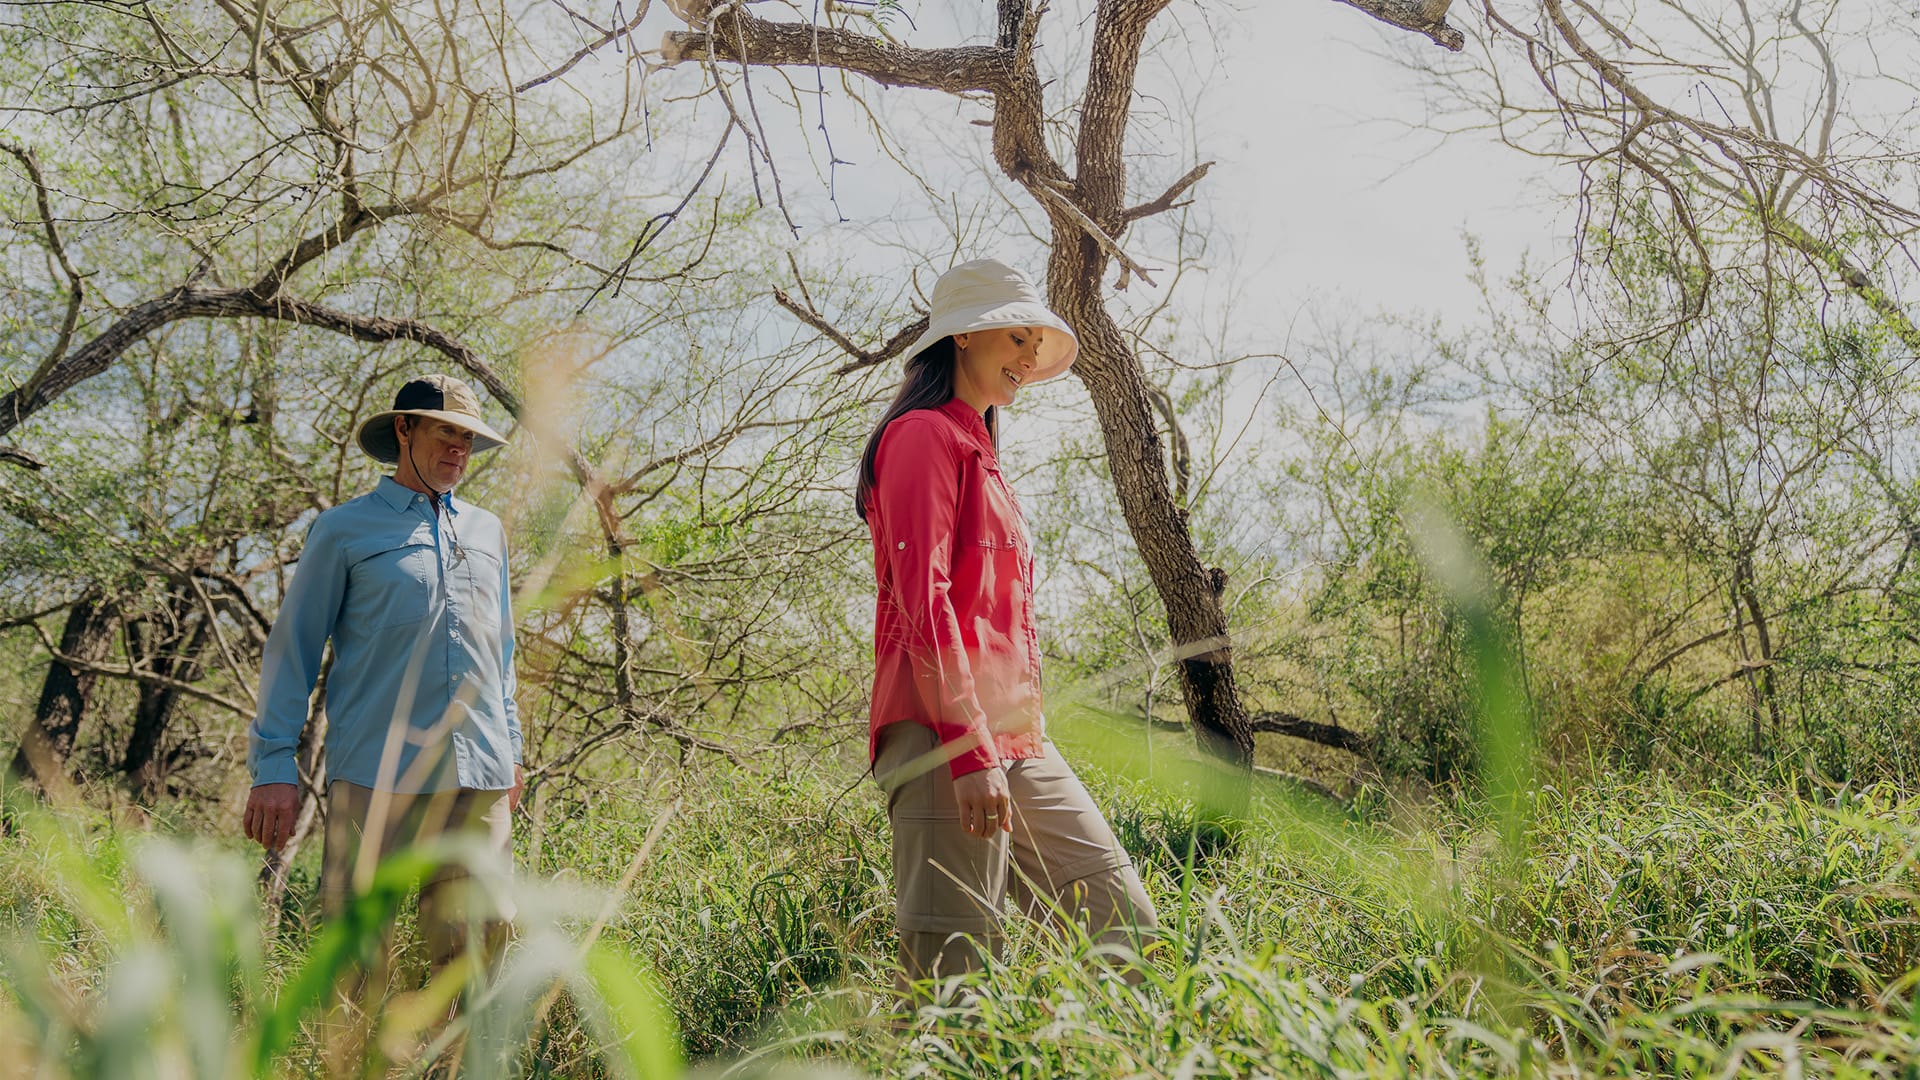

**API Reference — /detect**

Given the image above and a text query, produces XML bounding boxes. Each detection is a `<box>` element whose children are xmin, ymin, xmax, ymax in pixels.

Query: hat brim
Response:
<box><xmin>356</xmin><ymin>409</ymin><xmax>510</xmax><ymax>465</ymax></box>
<box><xmin>903</xmin><ymin>301</ymin><xmax>1079</xmax><ymax>383</ymax></box>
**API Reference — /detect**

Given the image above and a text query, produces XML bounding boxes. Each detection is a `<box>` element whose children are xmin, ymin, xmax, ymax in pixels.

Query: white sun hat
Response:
<box><xmin>902</xmin><ymin>259</ymin><xmax>1080</xmax><ymax>383</ymax></box>
<box><xmin>356</xmin><ymin>373</ymin><xmax>510</xmax><ymax>464</ymax></box>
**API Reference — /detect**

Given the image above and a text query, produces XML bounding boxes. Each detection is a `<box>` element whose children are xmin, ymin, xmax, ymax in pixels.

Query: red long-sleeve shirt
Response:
<box><xmin>866</xmin><ymin>398</ymin><xmax>1046</xmax><ymax>779</ymax></box>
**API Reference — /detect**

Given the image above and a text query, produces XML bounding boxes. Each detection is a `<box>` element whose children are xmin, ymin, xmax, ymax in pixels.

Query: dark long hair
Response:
<box><xmin>854</xmin><ymin>337</ymin><xmax>998</xmax><ymax>519</ymax></box>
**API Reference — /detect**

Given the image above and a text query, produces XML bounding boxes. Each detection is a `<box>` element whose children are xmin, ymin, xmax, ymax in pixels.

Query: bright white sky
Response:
<box><xmin>1197</xmin><ymin>2</ymin><xmax>1564</xmax><ymax>329</ymax></box>
<box><xmin>616</xmin><ymin>0</ymin><xmax>1568</xmax><ymax>349</ymax></box>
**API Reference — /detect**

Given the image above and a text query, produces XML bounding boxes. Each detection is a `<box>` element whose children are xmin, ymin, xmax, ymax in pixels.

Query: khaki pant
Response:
<box><xmin>875</xmin><ymin>722</ymin><xmax>1158</xmax><ymax>991</ymax></box>
<box><xmin>320</xmin><ymin>781</ymin><xmax>514</xmax><ymax>975</ymax></box>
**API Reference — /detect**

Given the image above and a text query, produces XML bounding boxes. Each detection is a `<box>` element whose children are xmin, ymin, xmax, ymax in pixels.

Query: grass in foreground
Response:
<box><xmin>4</xmin><ymin>737</ymin><xmax>1920</xmax><ymax>1079</ymax></box>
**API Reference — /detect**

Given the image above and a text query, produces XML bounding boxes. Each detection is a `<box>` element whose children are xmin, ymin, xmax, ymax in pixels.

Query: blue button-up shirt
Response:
<box><xmin>248</xmin><ymin>476</ymin><xmax>520</xmax><ymax>793</ymax></box>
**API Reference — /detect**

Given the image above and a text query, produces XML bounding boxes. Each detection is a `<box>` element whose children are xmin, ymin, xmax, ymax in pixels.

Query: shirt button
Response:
<box><xmin>897</xmin><ymin>541</ymin><xmax>906</xmax><ymax>550</ymax></box>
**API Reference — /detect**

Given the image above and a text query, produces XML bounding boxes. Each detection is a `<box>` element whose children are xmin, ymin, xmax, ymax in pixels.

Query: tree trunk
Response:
<box><xmin>1733</xmin><ymin>552</ymin><xmax>1782</xmax><ymax>756</ymax></box>
<box><xmin>1063</xmin><ymin>293</ymin><xmax>1255</xmax><ymax>774</ymax></box>
<box><xmin>1033</xmin><ymin>0</ymin><xmax>1254</xmax><ymax>778</ymax></box>
<box><xmin>8</xmin><ymin>595</ymin><xmax>117</xmax><ymax>792</ymax></box>
<box><xmin>123</xmin><ymin>604</ymin><xmax>211</xmax><ymax>801</ymax></box>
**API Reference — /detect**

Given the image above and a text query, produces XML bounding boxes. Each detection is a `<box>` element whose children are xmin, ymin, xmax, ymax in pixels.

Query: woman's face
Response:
<box><xmin>952</xmin><ymin>326</ymin><xmax>1045</xmax><ymax>410</ymax></box>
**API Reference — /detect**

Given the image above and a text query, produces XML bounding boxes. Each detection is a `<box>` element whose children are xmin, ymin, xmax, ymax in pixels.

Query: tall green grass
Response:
<box><xmin>5</xmin><ymin>762</ymin><xmax>1920</xmax><ymax>1076</ymax></box>
<box><xmin>5</xmin><ymin>522</ymin><xmax>1919</xmax><ymax>1076</ymax></box>
<box><xmin>0</xmin><ymin>793</ymin><xmax>683</xmax><ymax>1079</ymax></box>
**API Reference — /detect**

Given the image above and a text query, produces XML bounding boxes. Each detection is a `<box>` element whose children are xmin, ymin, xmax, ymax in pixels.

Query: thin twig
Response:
<box><xmin>771</xmin><ymin>288</ymin><xmax>928</xmax><ymax>374</ymax></box>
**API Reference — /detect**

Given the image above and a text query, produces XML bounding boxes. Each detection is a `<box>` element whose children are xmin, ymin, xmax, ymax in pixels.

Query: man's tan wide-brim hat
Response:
<box><xmin>903</xmin><ymin>259</ymin><xmax>1080</xmax><ymax>383</ymax></box>
<box><xmin>356</xmin><ymin>374</ymin><xmax>510</xmax><ymax>465</ymax></box>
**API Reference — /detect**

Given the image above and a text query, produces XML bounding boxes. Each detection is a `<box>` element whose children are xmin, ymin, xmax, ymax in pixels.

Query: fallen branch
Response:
<box><xmin>1248</xmin><ymin>711</ymin><xmax>1371</xmax><ymax>754</ymax></box>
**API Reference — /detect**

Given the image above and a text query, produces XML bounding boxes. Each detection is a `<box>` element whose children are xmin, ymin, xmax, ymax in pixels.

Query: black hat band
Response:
<box><xmin>393</xmin><ymin>379</ymin><xmax>448</xmax><ymax>411</ymax></box>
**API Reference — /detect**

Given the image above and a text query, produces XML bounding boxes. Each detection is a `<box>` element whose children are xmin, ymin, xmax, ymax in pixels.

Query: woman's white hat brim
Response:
<box><xmin>356</xmin><ymin>409</ymin><xmax>509</xmax><ymax>465</ymax></box>
<box><xmin>904</xmin><ymin>300</ymin><xmax>1079</xmax><ymax>383</ymax></box>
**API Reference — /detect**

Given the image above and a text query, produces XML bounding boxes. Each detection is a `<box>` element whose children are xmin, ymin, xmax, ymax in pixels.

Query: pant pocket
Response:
<box><xmin>892</xmin><ymin>814</ymin><xmax>1009</xmax><ymax>932</ymax></box>
<box><xmin>875</xmin><ymin>721</ymin><xmax>947</xmax><ymax>821</ymax></box>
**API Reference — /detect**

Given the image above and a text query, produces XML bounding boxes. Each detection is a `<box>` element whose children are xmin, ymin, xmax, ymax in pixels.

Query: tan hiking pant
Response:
<box><xmin>875</xmin><ymin>721</ymin><xmax>1158</xmax><ymax>989</ymax></box>
<box><xmin>319</xmin><ymin>781</ymin><xmax>514</xmax><ymax>974</ymax></box>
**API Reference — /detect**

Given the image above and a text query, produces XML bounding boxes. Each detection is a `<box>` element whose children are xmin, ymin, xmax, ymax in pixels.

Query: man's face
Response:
<box><xmin>398</xmin><ymin>417</ymin><xmax>477</xmax><ymax>492</ymax></box>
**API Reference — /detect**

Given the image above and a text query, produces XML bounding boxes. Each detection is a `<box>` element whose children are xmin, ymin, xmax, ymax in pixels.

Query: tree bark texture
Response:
<box><xmin>1331</xmin><ymin>0</ymin><xmax>1465</xmax><ymax>49</ymax></box>
<box><xmin>8</xmin><ymin>595</ymin><xmax>117</xmax><ymax>789</ymax></box>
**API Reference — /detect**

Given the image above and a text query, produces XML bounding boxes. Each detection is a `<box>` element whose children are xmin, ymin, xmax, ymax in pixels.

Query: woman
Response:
<box><xmin>858</xmin><ymin>259</ymin><xmax>1158</xmax><ymax>994</ymax></box>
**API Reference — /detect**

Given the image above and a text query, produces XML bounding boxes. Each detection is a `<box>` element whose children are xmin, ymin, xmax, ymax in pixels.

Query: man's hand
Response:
<box><xmin>509</xmin><ymin>763</ymin><xmax>525</xmax><ymax>814</ymax></box>
<box><xmin>243</xmin><ymin>783</ymin><xmax>300</xmax><ymax>851</ymax></box>
<box><xmin>953</xmin><ymin>766</ymin><xmax>1011</xmax><ymax>838</ymax></box>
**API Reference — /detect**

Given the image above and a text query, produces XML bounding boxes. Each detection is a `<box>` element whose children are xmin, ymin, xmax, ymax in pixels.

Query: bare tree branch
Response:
<box><xmin>516</xmin><ymin>0</ymin><xmax>651</xmax><ymax>93</ymax></box>
<box><xmin>0</xmin><ymin>447</ymin><xmax>45</xmax><ymax>471</ymax></box>
<box><xmin>1330</xmin><ymin>0</ymin><xmax>1466</xmax><ymax>50</ymax></box>
<box><xmin>1122</xmin><ymin>161</ymin><xmax>1214</xmax><ymax>224</ymax></box>
<box><xmin>1032</xmin><ymin>181</ymin><xmax>1159</xmax><ymax>288</ymax></box>
<box><xmin>1</xmin><ymin>140</ymin><xmax>86</xmax><ymax>413</ymax></box>
<box><xmin>772</xmin><ymin>288</ymin><xmax>928</xmax><ymax>375</ymax></box>
<box><xmin>661</xmin><ymin>9</ymin><xmax>1010</xmax><ymax>94</ymax></box>
<box><xmin>28</xmin><ymin>622</ymin><xmax>253</xmax><ymax>719</ymax></box>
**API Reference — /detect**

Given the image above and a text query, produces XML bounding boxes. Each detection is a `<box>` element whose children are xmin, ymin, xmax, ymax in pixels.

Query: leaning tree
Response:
<box><xmin>658</xmin><ymin>0</ymin><xmax>1470</xmax><ymax>775</ymax></box>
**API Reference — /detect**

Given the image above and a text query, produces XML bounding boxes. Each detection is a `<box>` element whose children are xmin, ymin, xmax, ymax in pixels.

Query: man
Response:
<box><xmin>244</xmin><ymin>373</ymin><xmax>523</xmax><ymax>975</ymax></box>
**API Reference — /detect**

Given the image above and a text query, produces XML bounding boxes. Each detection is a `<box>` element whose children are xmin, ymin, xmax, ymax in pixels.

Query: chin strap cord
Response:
<box><xmin>404</xmin><ymin>419</ymin><xmax>465</xmax><ymax>562</ymax></box>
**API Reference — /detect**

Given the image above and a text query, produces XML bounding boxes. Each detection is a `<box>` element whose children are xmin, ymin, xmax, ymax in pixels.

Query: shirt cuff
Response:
<box><xmin>251</xmin><ymin>756</ymin><xmax>299</xmax><ymax>787</ymax></box>
<box><xmin>940</xmin><ymin>727</ymin><xmax>1002</xmax><ymax>780</ymax></box>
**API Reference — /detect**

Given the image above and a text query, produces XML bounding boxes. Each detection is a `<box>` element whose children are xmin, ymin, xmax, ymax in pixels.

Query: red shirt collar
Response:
<box><xmin>936</xmin><ymin>397</ymin><xmax>991</xmax><ymax>445</ymax></box>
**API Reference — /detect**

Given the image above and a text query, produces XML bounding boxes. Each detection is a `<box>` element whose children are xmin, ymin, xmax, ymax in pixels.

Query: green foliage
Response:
<box><xmin>10</xmin><ymin>722</ymin><xmax>1920</xmax><ymax>1078</ymax></box>
<box><xmin>529</xmin><ymin>774</ymin><xmax>893</xmax><ymax>1056</ymax></box>
<box><xmin>0</xmin><ymin>796</ymin><xmax>685</xmax><ymax>1079</ymax></box>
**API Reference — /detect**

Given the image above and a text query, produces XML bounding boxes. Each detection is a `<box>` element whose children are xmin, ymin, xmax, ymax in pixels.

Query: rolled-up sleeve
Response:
<box><xmin>247</xmin><ymin>515</ymin><xmax>345</xmax><ymax>787</ymax></box>
<box><xmin>500</xmin><ymin>543</ymin><xmax>521</xmax><ymax>763</ymax></box>
<box><xmin>873</xmin><ymin>417</ymin><xmax>998</xmax><ymax>779</ymax></box>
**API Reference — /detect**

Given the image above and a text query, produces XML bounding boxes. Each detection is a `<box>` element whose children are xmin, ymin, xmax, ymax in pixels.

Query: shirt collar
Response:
<box><xmin>374</xmin><ymin>475</ymin><xmax>461</xmax><ymax>516</ymax></box>
<box><xmin>936</xmin><ymin>397</ymin><xmax>992</xmax><ymax>444</ymax></box>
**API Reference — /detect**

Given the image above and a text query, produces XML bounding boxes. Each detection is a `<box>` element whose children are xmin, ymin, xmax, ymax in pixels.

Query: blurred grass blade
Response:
<box><xmin>582</xmin><ymin>941</ymin><xmax>685</xmax><ymax>1080</ymax></box>
<box><xmin>1408</xmin><ymin>496</ymin><xmax>1537</xmax><ymax>860</ymax></box>
<box><xmin>250</xmin><ymin>847</ymin><xmax>440</xmax><ymax>1074</ymax></box>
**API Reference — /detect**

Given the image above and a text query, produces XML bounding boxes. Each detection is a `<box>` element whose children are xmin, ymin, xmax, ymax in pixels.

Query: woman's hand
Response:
<box><xmin>953</xmin><ymin>765</ymin><xmax>1012</xmax><ymax>838</ymax></box>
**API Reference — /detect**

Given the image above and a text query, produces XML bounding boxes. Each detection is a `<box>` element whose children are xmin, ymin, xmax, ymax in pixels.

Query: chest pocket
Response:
<box><xmin>461</xmin><ymin>545</ymin><xmax>504</xmax><ymax>629</ymax></box>
<box><xmin>967</xmin><ymin>454</ymin><xmax>1027</xmax><ymax>553</ymax></box>
<box><xmin>344</xmin><ymin>528</ymin><xmax>441</xmax><ymax>630</ymax></box>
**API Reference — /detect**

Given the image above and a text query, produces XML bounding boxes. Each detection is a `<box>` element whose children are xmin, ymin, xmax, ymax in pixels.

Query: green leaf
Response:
<box><xmin>582</xmin><ymin>941</ymin><xmax>685</xmax><ymax>1080</ymax></box>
